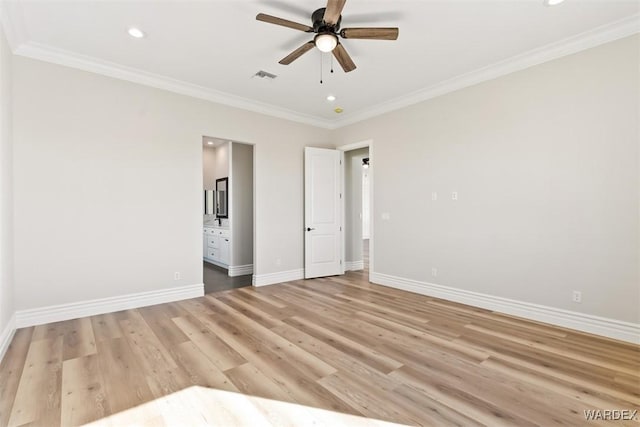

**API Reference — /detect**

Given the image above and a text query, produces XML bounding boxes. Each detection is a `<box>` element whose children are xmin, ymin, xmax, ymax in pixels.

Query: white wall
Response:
<box><xmin>0</xmin><ymin>22</ymin><xmax>14</xmax><ymax>338</ymax></box>
<box><xmin>202</xmin><ymin>143</ymin><xmax>230</xmax><ymax>191</ymax></box>
<box><xmin>362</xmin><ymin>167</ymin><xmax>370</xmax><ymax>239</ymax></box>
<box><xmin>334</xmin><ymin>35</ymin><xmax>640</xmax><ymax>324</ymax></box>
<box><xmin>231</xmin><ymin>142</ymin><xmax>253</xmax><ymax>268</ymax></box>
<box><xmin>214</xmin><ymin>142</ymin><xmax>230</xmax><ymax>225</ymax></box>
<box><xmin>12</xmin><ymin>56</ymin><xmax>332</xmax><ymax>312</ymax></box>
<box><xmin>214</xmin><ymin>142</ymin><xmax>229</xmax><ymax>183</ymax></box>
<box><xmin>203</xmin><ymin>143</ymin><xmax>230</xmax><ymax>223</ymax></box>
<box><xmin>8</xmin><ymin>31</ymin><xmax>638</xmax><ymax>337</ymax></box>
<box><xmin>202</xmin><ymin>145</ymin><xmax>216</xmax><ymax>190</ymax></box>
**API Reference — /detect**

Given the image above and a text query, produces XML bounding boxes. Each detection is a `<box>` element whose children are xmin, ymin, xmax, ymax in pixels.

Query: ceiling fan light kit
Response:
<box><xmin>256</xmin><ymin>0</ymin><xmax>399</xmax><ymax>73</ymax></box>
<box><xmin>314</xmin><ymin>33</ymin><xmax>338</xmax><ymax>52</ymax></box>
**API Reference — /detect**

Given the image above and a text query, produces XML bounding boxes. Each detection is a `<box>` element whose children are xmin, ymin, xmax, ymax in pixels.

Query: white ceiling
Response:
<box><xmin>2</xmin><ymin>0</ymin><xmax>639</xmax><ymax>127</ymax></box>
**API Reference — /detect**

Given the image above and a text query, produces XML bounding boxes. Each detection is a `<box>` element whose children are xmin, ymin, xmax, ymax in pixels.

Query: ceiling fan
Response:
<box><xmin>256</xmin><ymin>0</ymin><xmax>399</xmax><ymax>73</ymax></box>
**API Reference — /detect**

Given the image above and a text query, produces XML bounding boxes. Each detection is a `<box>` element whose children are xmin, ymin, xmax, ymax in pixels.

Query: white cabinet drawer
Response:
<box><xmin>206</xmin><ymin>248</ymin><xmax>217</xmax><ymax>259</ymax></box>
<box><xmin>204</xmin><ymin>227</ymin><xmax>229</xmax><ymax>237</ymax></box>
<box><xmin>206</xmin><ymin>235</ymin><xmax>219</xmax><ymax>248</ymax></box>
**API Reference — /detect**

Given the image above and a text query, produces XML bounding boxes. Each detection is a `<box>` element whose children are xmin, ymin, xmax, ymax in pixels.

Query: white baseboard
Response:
<box><xmin>345</xmin><ymin>260</ymin><xmax>364</xmax><ymax>271</ymax></box>
<box><xmin>15</xmin><ymin>283</ymin><xmax>204</xmax><ymax>328</ymax></box>
<box><xmin>370</xmin><ymin>272</ymin><xmax>640</xmax><ymax>344</ymax></box>
<box><xmin>228</xmin><ymin>264</ymin><xmax>253</xmax><ymax>277</ymax></box>
<box><xmin>0</xmin><ymin>313</ymin><xmax>16</xmax><ymax>364</ymax></box>
<box><xmin>253</xmin><ymin>269</ymin><xmax>304</xmax><ymax>287</ymax></box>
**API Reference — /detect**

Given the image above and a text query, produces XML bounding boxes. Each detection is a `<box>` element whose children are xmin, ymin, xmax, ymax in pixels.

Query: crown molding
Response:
<box><xmin>13</xmin><ymin>41</ymin><xmax>334</xmax><ymax>129</ymax></box>
<box><xmin>3</xmin><ymin>6</ymin><xmax>638</xmax><ymax>130</ymax></box>
<box><xmin>0</xmin><ymin>0</ymin><xmax>28</xmax><ymax>51</ymax></box>
<box><xmin>330</xmin><ymin>13</ymin><xmax>640</xmax><ymax>129</ymax></box>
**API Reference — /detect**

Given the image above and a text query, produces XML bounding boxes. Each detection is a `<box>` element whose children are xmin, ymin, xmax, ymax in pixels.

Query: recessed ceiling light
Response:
<box><xmin>207</xmin><ymin>141</ymin><xmax>214</xmax><ymax>145</ymax></box>
<box><xmin>543</xmin><ymin>0</ymin><xmax>565</xmax><ymax>6</ymax></box>
<box><xmin>327</xmin><ymin>95</ymin><xmax>336</xmax><ymax>102</ymax></box>
<box><xmin>128</xmin><ymin>27</ymin><xmax>145</xmax><ymax>38</ymax></box>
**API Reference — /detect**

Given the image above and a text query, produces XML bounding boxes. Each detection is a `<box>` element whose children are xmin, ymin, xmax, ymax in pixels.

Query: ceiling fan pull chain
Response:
<box><xmin>331</xmin><ymin>55</ymin><xmax>334</xmax><ymax>73</ymax></box>
<box><xmin>320</xmin><ymin>53</ymin><xmax>323</xmax><ymax>84</ymax></box>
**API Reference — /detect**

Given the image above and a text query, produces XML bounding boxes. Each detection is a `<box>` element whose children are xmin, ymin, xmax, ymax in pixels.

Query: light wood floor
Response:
<box><xmin>0</xmin><ymin>270</ymin><xmax>638</xmax><ymax>426</ymax></box>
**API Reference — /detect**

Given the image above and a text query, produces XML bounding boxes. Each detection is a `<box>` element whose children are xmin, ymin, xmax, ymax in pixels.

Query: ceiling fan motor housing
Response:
<box><xmin>312</xmin><ymin>8</ymin><xmax>341</xmax><ymax>33</ymax></box>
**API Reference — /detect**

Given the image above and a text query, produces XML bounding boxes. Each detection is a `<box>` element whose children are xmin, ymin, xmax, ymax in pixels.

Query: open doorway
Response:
<box><xmin>362</xmin><ymin>157</ymin><xmax>370</xmax><ymax>270</ymax></box>
<box><xmin>202</xmin><ymin>137</ymin><xmax>254</xmax><ymax>293</ymax></box>
<box><xmin>341</xmin><ymin>142</ymin><xmax>372</xmax><ymax>278</ymax></box>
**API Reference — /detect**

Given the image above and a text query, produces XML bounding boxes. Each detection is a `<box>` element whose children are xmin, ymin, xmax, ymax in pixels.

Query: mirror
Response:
<box><xmin>204</xmin><ymin>190</ymin><xmax>214</xmax><ymax>215</ymax></box>
<box><xmin>215</xmin><ymin>177</ymin><xmax>228</xmax><ymax>218</ymax></box>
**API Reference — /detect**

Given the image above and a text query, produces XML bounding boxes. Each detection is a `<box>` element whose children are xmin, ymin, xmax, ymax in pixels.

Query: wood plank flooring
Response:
<box><xmin>0</xmin><ymin>270</ymin><xmax>638</xmax><ymax>426</ymax></box>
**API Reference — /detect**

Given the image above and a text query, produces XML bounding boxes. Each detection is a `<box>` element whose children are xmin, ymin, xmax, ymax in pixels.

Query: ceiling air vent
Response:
<box><xmin>253</xmin><ymin>70</ymin><xmax>278</xmax><ymax>80</ymax></box>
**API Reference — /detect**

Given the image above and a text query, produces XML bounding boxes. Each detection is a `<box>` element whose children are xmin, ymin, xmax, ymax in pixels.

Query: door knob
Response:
<box><xmin>306</xmin><ymin>227</ymin><xmax>315</xmax><ymax>231</ymax></box>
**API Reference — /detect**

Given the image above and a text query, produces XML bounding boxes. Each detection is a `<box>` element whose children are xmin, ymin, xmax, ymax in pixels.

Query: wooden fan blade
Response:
<box><xmin>340</xmin><ymin>27</ymin><xmax>399</xmax><ymax>40</ymax></box>
<box><xmin>323</xmin><ymin>0</ymin><xmax>347</xmax><ymax>26</ymax></box>
<box><xmin>279</xmin><ymin>41</ymin><xmax>315</xmax><ymax>65</ymax></box>
<box><xmin>332</xmin><ymin>42</ymin><xmax>356</xmax><ymax>72</ymax></box>
<box><xmin>256</xmin><ymin>13</ymin><xmax>313</xmax><ymax>32</ymax></box>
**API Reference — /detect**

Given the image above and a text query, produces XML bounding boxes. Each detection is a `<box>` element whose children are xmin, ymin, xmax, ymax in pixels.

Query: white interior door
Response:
<box><xmin>304</xmin><ymin>147</ymin><xmax>343</xmax><ymax>279</ymax></box>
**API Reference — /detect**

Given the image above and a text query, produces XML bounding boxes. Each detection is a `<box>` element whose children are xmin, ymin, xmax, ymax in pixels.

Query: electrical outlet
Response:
<box><xmin>431</xmin><ymin>268</ymin><xmax>438</xmax><ymax>277</ymax></box>
<box><xmin>572</xmin><ymin>290</ymin><xmax>582</xmax><ymax>303</ymax></box>
<box><xmin>174</xmin><ymin>272</ymin><xmax>181</xmax><ymax>281</ymax></box>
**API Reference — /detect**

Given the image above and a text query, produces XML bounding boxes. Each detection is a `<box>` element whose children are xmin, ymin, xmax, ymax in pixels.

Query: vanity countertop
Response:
<box><xmin>204</xmin><ymin>224</ymin><xmax>229</xmax><ymax>230</ymax></box>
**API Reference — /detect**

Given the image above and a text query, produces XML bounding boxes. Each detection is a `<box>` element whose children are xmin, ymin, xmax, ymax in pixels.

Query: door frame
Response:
<box><xmin>228</xmin><ymin>140</ymin><xmax>257</xmax><ymax>279</ymax></box>
<box><xmin>200</xmin><ymin>136</ymin><xmax>257</xmax><ymax>284</ymax></box>
<box><xmin>337</xmin><ymin>139</ymin><xmax>374</xmax><ymax>274</ymax></box>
